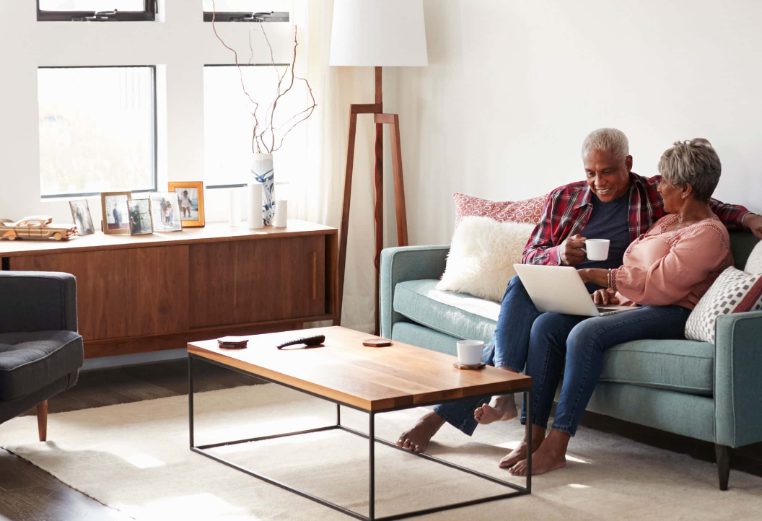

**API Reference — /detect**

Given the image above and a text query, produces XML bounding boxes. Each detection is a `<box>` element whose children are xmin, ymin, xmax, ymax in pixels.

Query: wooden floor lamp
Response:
<box><xmin>329</xmin><ymin>0</ymin><xmax>428</xmax><ymax>328</ymax></box>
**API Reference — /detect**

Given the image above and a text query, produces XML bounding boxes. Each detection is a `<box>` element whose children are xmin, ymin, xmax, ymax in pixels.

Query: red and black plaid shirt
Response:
<box><xmin>522</xmin><ymin>172</ymin><xmax>749</xmax><ymax>265</ymax></box>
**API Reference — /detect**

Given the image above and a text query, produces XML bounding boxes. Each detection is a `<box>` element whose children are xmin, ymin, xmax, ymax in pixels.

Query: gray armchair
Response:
<box><xmin>0</xmin><ymin>271</ymin><xmax>84</xmax><ymax>440</ymax></box>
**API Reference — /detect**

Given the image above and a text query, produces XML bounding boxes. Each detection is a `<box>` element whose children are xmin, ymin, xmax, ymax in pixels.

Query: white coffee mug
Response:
<box><xmin>585</xmin><ymin>238</ymin><xmax>610</xmax><ymax>261</ymax></box>
<box><xmin>456</xmin><ymin>339</ymin><xmax>484</xmax><ymax>366</ymax></box>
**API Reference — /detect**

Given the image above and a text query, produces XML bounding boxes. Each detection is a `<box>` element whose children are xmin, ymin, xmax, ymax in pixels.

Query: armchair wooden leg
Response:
<box><xmin>36</xmin><ymin>400</ymin><xmax>48</xmax><ymax>442</ymax></box>
<box><xmin>715</xmin><ymin>444</ymin><xmax>731</xmax><ymax>490</ymax></box>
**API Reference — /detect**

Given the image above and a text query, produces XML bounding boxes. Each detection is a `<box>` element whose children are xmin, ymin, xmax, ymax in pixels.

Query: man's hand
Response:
<box><xmin>592</xmin><ymin>288</ymin><xmax>620</xmax><ymax>306</ymax></box>
<box><xmin>560</xmin><ymin>234</ymin><xmax>587</xmax><ymax>265</ymax></box>
<box><xmin>743</xmin><ymin>213</ymin><xmax>762</xmax><ymax>240</ymax></box>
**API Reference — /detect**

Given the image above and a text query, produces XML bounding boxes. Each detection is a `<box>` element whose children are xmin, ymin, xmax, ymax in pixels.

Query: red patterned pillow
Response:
<box><xmin>453</xmin><ymin>193</ymin><xmax>545</xmax><ymax>226</ymax></box>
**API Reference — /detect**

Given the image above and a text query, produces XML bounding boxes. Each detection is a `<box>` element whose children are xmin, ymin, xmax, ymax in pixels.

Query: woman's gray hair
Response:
<box><xmin>581</xmin><ymin>128</ymin><xmax>630</xmax><ymax>159</ymax></box>
<box><xmin>658</xmin><ymin>138</ymin><xmax>721</xmax><ymax>202</ymax></box>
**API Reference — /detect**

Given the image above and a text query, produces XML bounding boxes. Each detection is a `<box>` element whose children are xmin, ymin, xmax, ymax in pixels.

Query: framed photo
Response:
<box><xmin>127</xmin><ymin>199</ymin><xmax>153</xmax><ymax>235</ymax></box>
<box><xmin>149</xmin><ymin>192</ymin><xmax>182</xmax><ymax>232</ymax></box>
<box><xmin>68</xmin><ymin>199</ymin><xmax>95</xmax><ymax>236</ymax></box>
<box><xmin>168</xmin><ymin>181</ymin><xmax>205</xmax><ymax>227</ymax></box>
<box><xmin>101</xmin><ymin>192</ymin><xmax>131</xmax><ymax>235</ymax></box>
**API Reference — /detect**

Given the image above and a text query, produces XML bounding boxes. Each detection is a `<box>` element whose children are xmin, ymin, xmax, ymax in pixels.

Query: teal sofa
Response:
<box><xmin>380</xmin><ymin>231</ymin><xmax>761</xmax><ymax>490</ymax></box>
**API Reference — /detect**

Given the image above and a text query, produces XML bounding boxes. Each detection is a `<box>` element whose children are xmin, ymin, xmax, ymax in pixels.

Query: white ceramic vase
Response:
<box><xmin>251</xmin><ymin>153</ymin><xmax>275</xmax><ymax>226</ymax></box>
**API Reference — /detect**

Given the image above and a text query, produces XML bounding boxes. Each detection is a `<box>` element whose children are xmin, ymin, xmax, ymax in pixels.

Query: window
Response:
<box><xmin>203</xmin><ymin>64</ymin><xmax>309</xmax><ymax>188</ymax></box>
<box><xmin>202</xmin><ymin>0</ymin><xmax>290</xmax><ymax>22</ymax></box>
<box><xmin>37</xmin><ymin>0</ymin><xmax>157</xmax><ymax>21</ymax></box>
<box><xmin>38</xmin><ymin>66</ymin><xmax>156</xmax><ymax>198</ymax></box>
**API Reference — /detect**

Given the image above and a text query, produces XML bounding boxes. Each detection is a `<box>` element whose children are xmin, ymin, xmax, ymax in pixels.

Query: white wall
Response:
<box><xmin>0</xmin><ymin>0</ymin><xmax>293</xmax><ymax>223</ymax></box>
<box><xmin>389</xmin><ymin>0</ymin><xmax>762</xmax><ymax>246</ymax></box>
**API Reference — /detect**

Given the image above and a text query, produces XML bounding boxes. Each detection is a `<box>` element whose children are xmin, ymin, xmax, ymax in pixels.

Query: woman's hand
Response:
<box><xmin>577</xmin><ymin>268</ymin><xmax>609</xmax><ymax>288</ymax></box>
<box><xmin>592</xmin><ymin>288</ymin><xmax>620</xmax><ymax>306</ymax></box>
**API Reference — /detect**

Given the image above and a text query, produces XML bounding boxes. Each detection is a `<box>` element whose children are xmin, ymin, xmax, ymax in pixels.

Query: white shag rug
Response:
<box><xmin>1</xmin><ymin>384</ymin><xmax>761</xmax><ymax>521</ymax></box>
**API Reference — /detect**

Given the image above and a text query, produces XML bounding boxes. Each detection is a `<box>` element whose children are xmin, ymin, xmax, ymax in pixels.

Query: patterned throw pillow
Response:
<box><xmin>453</xmin><ymin>193</ymin><xmax>545</xmax><ymax>226</ymax></box>
<box><xmin>684</xmin><ymin>266</ymin><xmax>762</xmax><ymax>343</ymax></box>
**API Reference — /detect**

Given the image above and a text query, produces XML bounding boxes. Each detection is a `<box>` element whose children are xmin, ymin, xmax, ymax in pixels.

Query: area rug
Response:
<box><xmin>1</xmin><ymin>384</ymin><xmax>761</xmax><ymax>521</ymax></box>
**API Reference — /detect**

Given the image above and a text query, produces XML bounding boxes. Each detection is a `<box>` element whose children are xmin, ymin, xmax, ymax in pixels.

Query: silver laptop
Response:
<box><xmin>513</xmin><ymin>264</ymin><xmax>637</xmax><ymax>317</ymax></box>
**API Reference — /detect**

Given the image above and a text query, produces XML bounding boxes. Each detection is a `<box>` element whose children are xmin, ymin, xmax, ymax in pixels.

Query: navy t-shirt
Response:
<box><xmin>579</xmin><ymin>192</ymin><xmax>630</xmax><ymax>270</ymax></box>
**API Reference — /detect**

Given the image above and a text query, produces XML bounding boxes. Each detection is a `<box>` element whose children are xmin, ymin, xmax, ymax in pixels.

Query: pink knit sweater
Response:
<box><xmin>611</xmin><ymin>213</ymin><xmax>732</xmax><ymax>309</ymax></box>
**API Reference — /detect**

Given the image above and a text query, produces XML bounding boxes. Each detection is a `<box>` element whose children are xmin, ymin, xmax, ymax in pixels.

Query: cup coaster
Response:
<box><xmin>453</xmin><ymin>361</ymin><xmax>486</xmax><ymax>370</ymax></box>
<box><xmin>362</xmin><ymin>338</ymin><xmax>392</xmax><ymax>347</ymax></box>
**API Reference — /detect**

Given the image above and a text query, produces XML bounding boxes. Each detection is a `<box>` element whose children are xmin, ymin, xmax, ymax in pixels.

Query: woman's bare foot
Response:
<box><xmin>509</xmin><ymin>429</ymin><xmax>570</xmax><ymax>476</ymax></box>
<box><xmin>498</xmin><ymin>427</ymin><xmax>545</xmax><ymax>468</ymax></box>
<box><xmin>474</xmin><ymin>395</ymin><xmax>518</xmax><ymax>425</ymax></box>
<box><xmin>396</xmin><ymin>412</ymin><xmax>445</xmax><ymax>453</ymax></box>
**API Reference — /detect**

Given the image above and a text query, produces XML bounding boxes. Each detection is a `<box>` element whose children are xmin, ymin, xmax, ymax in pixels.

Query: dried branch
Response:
<box><xmin>210</xmin><ymin>1</ymin><xmax>262</xmax><ymax>153</ymax></box>
<box><xmin>210</xmin><ymin>4</ymin><xmax>316</xmax><ymax>156</ymax></box>
<box><xmin>265</xmin><ymin>27</ymin><xmax>301</xmax><ymax>152</ymax></box>
<box><xmin>273</xmin><ymin>75</ymin><xmax>316</xmax><ymax>153</ymax></box>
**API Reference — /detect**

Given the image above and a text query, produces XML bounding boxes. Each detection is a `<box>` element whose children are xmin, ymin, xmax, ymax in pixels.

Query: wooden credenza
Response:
<box><xmin>0</xmin><ymin>220</ymin><xmax>338</xmax><ymax>358</ymax></box>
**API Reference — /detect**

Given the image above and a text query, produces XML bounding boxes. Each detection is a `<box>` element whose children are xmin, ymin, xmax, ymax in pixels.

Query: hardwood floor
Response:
<box><xmin>0</xmin><ymin>358</ymin><xmax>257</xmax><ymax>521</ymax></box>
<box><xmin>2</xmin><ymin>360</ymin><xmax>762</xmax><ymax>520</ymax></box>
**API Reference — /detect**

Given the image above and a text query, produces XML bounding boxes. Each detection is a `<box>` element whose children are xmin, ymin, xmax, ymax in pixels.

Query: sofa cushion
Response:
<box><xmin>394</xmin><ymin>279</ymin><xmax>498</xmax><ymax>344</ymax></box>
<box><xmin>601</xmin><ymin>339</ymin><xmax>714</xmax><ymax>396</ymax></box>
<box><xmin>0</xmin><ymin>330</ymin><xmax>83</xmax><ymax>401</ymax></box>
<box><xmin>395</xmin><ymin>280</ymin><xmax>715</xmax><ymax>396</ymax></box>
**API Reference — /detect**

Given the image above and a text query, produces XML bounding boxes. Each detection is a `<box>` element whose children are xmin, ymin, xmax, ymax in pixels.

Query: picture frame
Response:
<box><xmin>149</xmin><ymin>192</ymin><xmax>183</xmax><ymax>232</ymax></box>
<box><xmin>168</xmin><ymin>181</ymin><xmax>205</xmax><ymax>227</ymax></box>
<box><xmin>127</xmin><ymin>199</ymin><xmax>153</xmax><ymax>235</ymax></box>
<box><xmin>100</xmin><ymin>192</ymin><xmax>131</xmax><ymax>235</ymax></box>
<box><xmin>68</xmin><ymin>199</ymin><xmax>95</xmax><ymax>236</ymax></box>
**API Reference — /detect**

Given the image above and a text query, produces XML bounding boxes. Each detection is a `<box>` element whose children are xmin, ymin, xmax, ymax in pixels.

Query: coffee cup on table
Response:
<box><xmin>585</xmin><ymin>238</ymin><xmax>610</xmax><ymax>261</ymax></box>
<box><xmin>456</xmin><ymin>339</ymin><xmax>484</xmax><ymax>366</ymax></box>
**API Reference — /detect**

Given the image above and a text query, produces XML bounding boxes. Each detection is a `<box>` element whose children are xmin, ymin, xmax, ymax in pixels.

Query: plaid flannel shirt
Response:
<box><xmin>522</xmin><ymin>172</ymin><xmax>749</xmax><ymax>265</ymax></box>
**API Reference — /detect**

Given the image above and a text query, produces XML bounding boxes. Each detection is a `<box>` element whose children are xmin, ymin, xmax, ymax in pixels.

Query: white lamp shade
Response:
<box><xmin>329</xmin><ymin>0</ymin><xmax>428</xmax><ymax>67</ymax></box>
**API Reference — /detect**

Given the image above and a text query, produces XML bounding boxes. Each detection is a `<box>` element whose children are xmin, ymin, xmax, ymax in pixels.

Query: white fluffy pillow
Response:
<box><xmin>744</xmin><ymin>240</ymin><xmax>762</xmax><ymax>274</ymax></box>
<box><xmin>436</xmin><ymin>216</ymin><xmax>535</xmax><ymax>302</ymax></box>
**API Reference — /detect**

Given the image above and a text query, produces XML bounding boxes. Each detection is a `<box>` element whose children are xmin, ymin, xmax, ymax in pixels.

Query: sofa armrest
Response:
<box><xmin>713</xmin><ymin>310</ymin><xmax>762</xmax><ymax>447</ymax></box>
<box><xmin>0</xmin><ymin>271</ymin><xmax>78</xmax><ymax>333</ymax></box>
<box><xmin>379</xmin><ymin>245</ymin><xmax>450</xmax><ymax>339</ymax></box>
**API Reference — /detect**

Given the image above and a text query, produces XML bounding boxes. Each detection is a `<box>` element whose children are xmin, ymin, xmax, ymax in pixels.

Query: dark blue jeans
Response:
<box><xmin>434</xmin><ymin>276</ymin><xmax>540</xmax><ymax>435</ymax></box>
<box><xmin>524</xmin><ymin>305</ymin><xmax>691</xmax><ymax>435</ymax></box>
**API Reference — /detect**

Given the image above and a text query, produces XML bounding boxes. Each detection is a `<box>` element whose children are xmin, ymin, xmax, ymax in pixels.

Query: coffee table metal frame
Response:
<box><xmin>188</xmin><ymin>354</ymin><xmax>532</xmax><ymax>521</ymax></box>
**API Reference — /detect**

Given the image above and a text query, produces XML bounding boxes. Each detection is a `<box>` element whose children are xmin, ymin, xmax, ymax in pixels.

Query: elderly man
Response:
<box><xmin>396</xmin><ymin>128</ymin><xmax>762</xmax><ymax>454</ymax></box>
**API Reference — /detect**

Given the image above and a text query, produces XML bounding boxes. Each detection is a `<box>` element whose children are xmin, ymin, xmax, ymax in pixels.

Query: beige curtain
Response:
<box><xmin>291</xmin><ymin>1</ymin><xmax>377</xmax><ymax>332</ymax></box>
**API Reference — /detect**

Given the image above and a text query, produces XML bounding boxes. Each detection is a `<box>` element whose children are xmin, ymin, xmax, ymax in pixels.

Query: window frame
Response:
<box><xmin>36</xmin><ymin>0</ymin><xmax>157</xmax><ymax>22</ymax></box>
<box><xmin>38</xmin><ymin>64</ymin><xmax>158</xmax><ymax>199</ymax></box>
<box><xmin>202</xmin><ymin>10</ymin><xmax>288</xmax><ymax>23</ymax></box>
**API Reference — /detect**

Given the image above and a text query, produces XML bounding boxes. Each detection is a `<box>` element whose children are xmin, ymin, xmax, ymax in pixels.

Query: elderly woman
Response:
<box><xmin>505</xmin><ymin>138</ymin><xmax>733</xmax><ymax>476</ymax></box>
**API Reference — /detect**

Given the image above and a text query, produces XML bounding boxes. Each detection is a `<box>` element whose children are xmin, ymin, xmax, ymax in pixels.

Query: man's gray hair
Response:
<box><xmin>581</xmin><ymin>128</ymin><xmax>630</xmax><ymax>159</ymax></box>
<box><xmin>658</xmin><ymin>138</ymin><xmax>721</xmax><ymax>202</ymax></box>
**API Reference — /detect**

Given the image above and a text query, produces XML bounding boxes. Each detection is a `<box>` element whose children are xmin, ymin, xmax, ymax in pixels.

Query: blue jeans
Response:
<box><xmin>524</xmin><ymin>305</ymin><xmax>691</xmax><ymax>435</ymax></box>
<box><xmin>434</xmin><ymin>276</ymin><xmax>540</xmax><ymax>435</ymax></box>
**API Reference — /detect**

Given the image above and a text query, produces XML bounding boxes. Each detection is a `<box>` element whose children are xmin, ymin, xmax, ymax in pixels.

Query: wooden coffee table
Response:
<box><xmin>187</xmin><ymin>326</ymin><xmax>532</xmax><ymax>520</ymax></box>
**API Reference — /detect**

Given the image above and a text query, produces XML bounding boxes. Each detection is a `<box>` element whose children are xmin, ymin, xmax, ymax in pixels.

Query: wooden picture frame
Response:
<box><xmin>100</xmin><ymin>192</ymin><xmax>131</xmax><ymax>235</ymax></box>
<box><xmin>149</xmin><ymin>192</ymin><xmax>183</xmax><ymax>232</ymax></box>
<box><xmin>168</xmin><ymin>181</ymin><xmax>205</xmax><ymax>227</ymax></box>
<box><xmin>68</xmin><ymin>199</ymin><xmax>95</xmax><ymax>236</ymax></box>
<box><xmin>127</xmin><ymin>199</ymin><xmax>153</xmax><ymax>235</ymax></box>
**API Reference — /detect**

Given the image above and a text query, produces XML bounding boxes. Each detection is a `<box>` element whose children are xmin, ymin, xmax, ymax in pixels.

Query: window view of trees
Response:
<box><xmin>37</xmin><ymin>67</ymin><xmax>156</xmax><ymax>197</ymax></box>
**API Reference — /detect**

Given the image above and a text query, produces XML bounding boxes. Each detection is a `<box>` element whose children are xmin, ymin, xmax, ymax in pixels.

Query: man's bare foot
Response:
<box><xmin>474</xmin><ymin>395</ymin><xmax>517</xmax><ymax>425</ymax></box>
<box><xmin>498</xmin><ymin>429</ymin><xmax>545</xmax><ymax>469</ymax></box>
<box><xmin>509</xmin><ymin>429</ymin><xmax>569</xmax><ymax>476</ymax></box>
<box><xmin>396</xmin><ymin>412</ymin><xmax>445</xmax><ymax>453</ymax></box>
